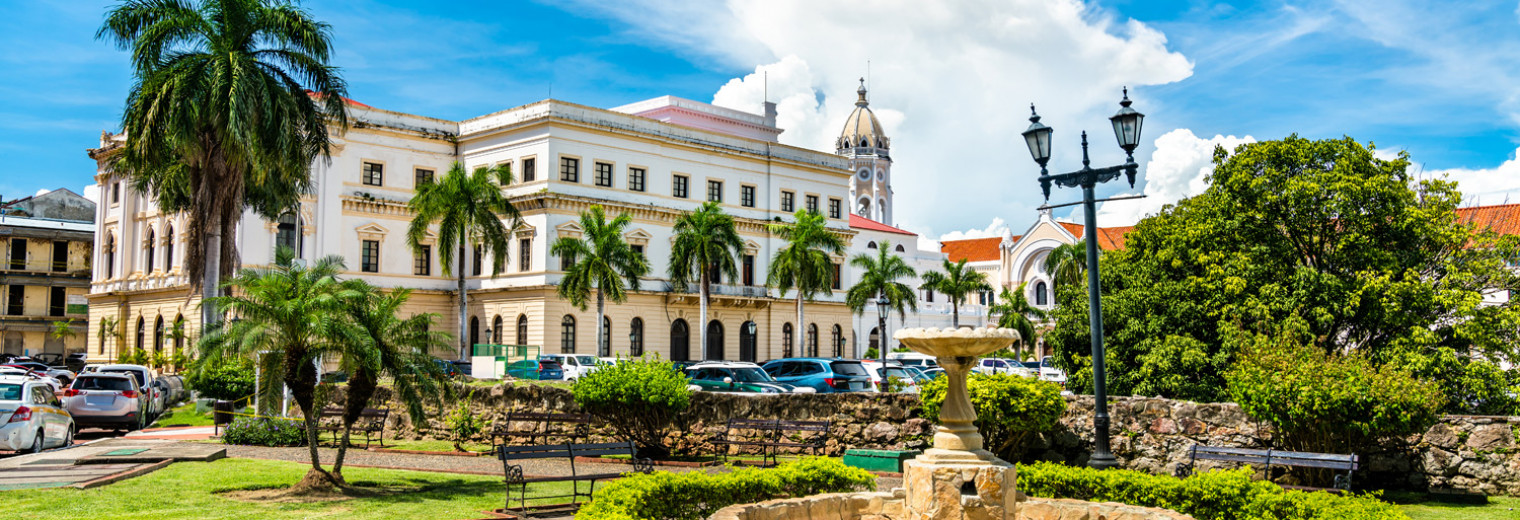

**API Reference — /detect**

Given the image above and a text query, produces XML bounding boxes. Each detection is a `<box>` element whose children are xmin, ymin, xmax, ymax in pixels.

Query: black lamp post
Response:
<box><xmin>1021</xmin><ymin>88</ymin><xmax>1145</xmax><ymax>470</ymax></box>
<box><xmin>876</xmin><ymin>294</ymin><xmax>890</xmax><ymax>363</ymax></box>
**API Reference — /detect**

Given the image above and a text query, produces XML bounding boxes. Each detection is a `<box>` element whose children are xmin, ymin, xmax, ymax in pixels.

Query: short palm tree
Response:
<box><xmin>990</xmin><ymin>283</ymin><xmax>1047</xmax><ymax>360</ymax></box>
<box><xmin>668</xmin><ymin>202</ymin><xmax>743</xmax><ymax>360</ymax></box>
<box><xmin>1044</xmin><ymin>241</ymin><xmax>1087</xmax><ymax>289</ymax></box>
<box><xmin>553</xmin><ymin>206</ymin><xmax>650</xmax><ymax>357</ymax></box>
<box><xmin>97</xmin><ymin>316</ymin><xmax>124</xmax><ymax>356</ymax></box>
<box><xmin>919</xmin><ymin>258</ymin><xmax>993</xmax><ymax>328</ymax></box>
<box><xmin>407</xmin><ymin>162</ymin><xmax>522</xmax><ymax>359</ymax></box>
<box><xmin>331</xmin><ymin>283</ymin><xmax>452</xmax><ymax>481</ymax></box>
<box><xmin>768</xmin><ymin>210</ymin><xmax>845</xmax><ymax>357</ymax></box>
<box><xmin>198</xmin><ymin>248</ymin><xmax>362</xmax><ymax>492</ymax></box>
<box><xmin>99</xmin><ymin>0</ymin><xmax>349</xmax><ymax>330</ymax></box>
<box><xmin>846</xmin><ymin>240</ymin><xmax>918</xmax><ymax>362</ymax></box>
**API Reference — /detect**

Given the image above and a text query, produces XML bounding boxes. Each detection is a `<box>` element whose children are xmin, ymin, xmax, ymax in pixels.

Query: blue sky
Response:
<box><xmin>3</xmin><ymin>0</ymin><xmax>1519</xmax><ymax>237</ymax></box>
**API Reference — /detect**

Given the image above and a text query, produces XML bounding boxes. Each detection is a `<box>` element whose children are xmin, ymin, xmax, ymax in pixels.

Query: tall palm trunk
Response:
<box><xmin>202</xmin><ymin>229</ymin><xmax>220</xmax><ymax>329</ymax></box>
<box><xmin>457</xmin><ymin>243</ymin><xmax>468</xmax><ymax>360</ymax></box>
<box><xmin>596</xmin><ymin>290</ymin><xmax>606</xmax><ymax>357</ymax></box>
<box><xmin>951</xmin><ymin>299</ymin><xmax>960</xmax><ymax>328</ymax></box>
<box><xmin>698</xmin><ymin>267</ymin><xmax>709</xmax><ymax>360</ymax></box>
<box><xmin>795</xmin><ymin>281</ymin><xmax>805</xmax><ymax>356</ymax></box>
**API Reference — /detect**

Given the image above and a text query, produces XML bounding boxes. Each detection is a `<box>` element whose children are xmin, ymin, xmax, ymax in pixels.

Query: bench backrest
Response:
<box><xmin>498</xmin><ymin>441</ymin><xmax>636</xmax><ymax>461</ymax></box>
<box><xmin>776</xmin><ymin>420</ymin><xmax>829</xmax><ymax>434</ymax></box>
<box><xmin>726</xmin><ymin>418</ymin><xmax>778</xmax><ymax>431</ymax></box>
<box><xmin>1192</xmin><ymin>446</ymin><xmax>1358</xmax><ymax>471</ymax></box>
<box><xmin>506</xmin><ymin>411</ymin><xmax>590</xmax><ymax>424</ymax></box>
<box><xmin>319</xmin><ymin>407</ymin><xmax>388</xmax><ymax>419</ymax></box>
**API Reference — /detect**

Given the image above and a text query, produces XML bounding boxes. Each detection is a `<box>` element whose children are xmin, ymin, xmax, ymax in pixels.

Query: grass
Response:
<box><xmin>151</xmin><ymin>402</ymin><xmax>251</xmax><ymax>428</ymax></box>
<box><xmin>1388</xmin><ymin>492</ymin><xmax>1520</xmax><ymax>520</ymax></box>
<box><xmin>5</xmin><ymin>457</ymin><xmax>572</xmax><ymax>520</ymax></box>
<box><xmin>378</xmin><ymin>438</ymin><xmax>494</xmax><ymax>453</ymax></box>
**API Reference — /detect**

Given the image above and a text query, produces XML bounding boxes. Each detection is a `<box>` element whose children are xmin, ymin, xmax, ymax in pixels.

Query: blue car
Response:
<box><xmin>760</xmin><ymin>358</ymin><xmax>874</xmax><ymax>393</ymax></box>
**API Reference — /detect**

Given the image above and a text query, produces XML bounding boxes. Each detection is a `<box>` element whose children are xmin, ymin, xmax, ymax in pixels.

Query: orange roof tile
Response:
<box><xmin>940</xmin><ymin>237</ymin><xmax>1005</xmax><ymax>263</ymax></box>
<box><xmin>1056</xmin><ymin>222</ymin><xmax>1133</xmax><ymax>250</ymax></box>
<box><xmin>849</xmin><ymin>214</ymin><xmax>917</xmax><ymax>236</ymax></box>
<box><xmin>1457</xmin><ymin>203</ymin><xmax>1520</xmax><ymax>236</ymax></box>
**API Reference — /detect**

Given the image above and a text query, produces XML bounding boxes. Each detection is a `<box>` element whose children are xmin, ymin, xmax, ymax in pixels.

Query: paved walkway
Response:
<box><xmin>125</xmin><ymin>425</ymin><xmax>219</xmax><ymax>441</ymax></box>
<box><xmin>0</xmin><ymin>438</ymin><xmax>223</xmax><ymax>490</ymax></box>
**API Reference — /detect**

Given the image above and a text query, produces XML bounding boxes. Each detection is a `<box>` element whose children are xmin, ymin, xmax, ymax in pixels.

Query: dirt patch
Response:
<box><xmin>219</xmin><ymin>482</ymin><xmax>418</xmax><ymax>503</ymax></box>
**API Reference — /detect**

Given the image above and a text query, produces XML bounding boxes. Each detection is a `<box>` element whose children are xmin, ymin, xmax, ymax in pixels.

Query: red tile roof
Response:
<box><xmin>849</xmin><ymin>214</ymin><xmax>917</xmax><ymax>236</ymax></box>
<box><xmin>307</xmin><ymin>90</ymin><xmax>372</xmax><ymax>108</ymax></box>
<box><xmin>1457</xmin><ymin>204</ymin><xmax>1520</xmax><ymax>236</ymax></box>
<box><xmin>940</xmin><ymin>237</ymin><xmax>1006</xmax><ymax>263</ymax></box>
<box><xmin>1057</xmin><ymin>222</ymin><xmax>1133</xmax><ymax>251</ymax></box>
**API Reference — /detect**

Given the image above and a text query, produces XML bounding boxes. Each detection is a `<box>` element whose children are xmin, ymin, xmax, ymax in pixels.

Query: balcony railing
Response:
<box><xmin>662</xmin><ymin>282</ymin><xmax>770</xmax><ymax>298</ymax></box>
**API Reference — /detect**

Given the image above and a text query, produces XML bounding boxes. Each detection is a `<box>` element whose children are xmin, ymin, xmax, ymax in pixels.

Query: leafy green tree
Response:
<box><xmin>1042</xmin><ymin>242</ymin><xmax>1086</xmax><ymax>290</ymax></box>
<box><xmin>198</xmin><ymin>248</ymin><xmax>362</xmax><ymax>492</ymax></box>
<box><xmin>919</xmin><ymin>258</ymin><xmax>993</xmax><ymax>328</ymax></box>
<box><xmin>989</xmin><ymin>284</ymin><xmax>1046</xmax><ymax>360</ymax></box>
<box><xmin>553</xmin><ymin>206</ymin><xmax>650</xmax><ymax>357</ymax></box>
<box><xmin>407</xmin><ymin>162</ymin><xmax>522</xmax><ymax>359</ymax></box>
<box><xmin>767</xmin><ymin>210</ymin><xmax>844</xmax><ymax>356</ymax></box>
<box><xmin>98</xmin><ymin>0</ymin><xmax>349</xmax><ymax>330</ymax></box>
<box><xmin>845</xmin><ymin>239</ymin><xmax>917</xmax><ymax>362</ymax></box>
<box><xmin>1047</xmin><ymin>136</ymin><xmax>1520</xmax><ymax>406</ymax></box>
<box><xmin>668</xmin><ymin>202</ymin><xmax>743</xmax><ymax>359</ymax></box>
<box><xmin>572</xmin><ymin>358</ymin><xmax>691</xmax><ymax>458</ymax></box>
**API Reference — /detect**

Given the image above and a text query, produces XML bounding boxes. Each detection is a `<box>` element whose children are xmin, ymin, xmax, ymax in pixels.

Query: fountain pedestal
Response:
<box><xmin>894</xmin><ymin>328</ymin><xmax>1022</xmax><ymax>520</ymax></box>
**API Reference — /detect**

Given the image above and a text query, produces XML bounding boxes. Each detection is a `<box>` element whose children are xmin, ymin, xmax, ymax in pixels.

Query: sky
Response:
<box><xmin>4</xmin><ymin>0</ymin><xmax>1520</xmax><ymax>244</ymax></box>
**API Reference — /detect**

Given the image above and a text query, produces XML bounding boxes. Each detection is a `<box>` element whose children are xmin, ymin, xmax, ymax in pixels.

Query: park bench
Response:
<box><xmin>490</xmin><ymin>411</ymin><xmax>591</xmax><ymax>448</ymax></box>
<box><xmin>316</xmin><ymin>406</ymin><xmax>390</xmax><ymax>448</ymax></box>
<box><xmin>1175</xmin><ymin>445</ymin><xmax>1359</xmax><ymax>491</ymax></box>
<box><xmin>709</xmin><ymin>418</ymin><xmax>830</xmax><ymax>466</ymax></box>
<box><xmin>498</xmin><ymin>441</ymin><xmax>653</xmax><ymax>514</ymax></box>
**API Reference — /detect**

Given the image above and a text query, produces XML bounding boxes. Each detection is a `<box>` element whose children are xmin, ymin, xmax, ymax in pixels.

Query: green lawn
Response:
<box><xmin>1389</xmin><ymin>492</ymin><xmax>1520</xmax><ymax>520</ymax></box>
<box><xmin>150</xmin><ymin>402</ymin><xmax>217</xmax><ymax>428</ymax></box>
<box><xmin>5</xmin><ymin>458</ymin><xmax>569</xmax><ymax>520</ymax></box>
<box><xmin>379</xmin><ymin>438</ymin><xmax>494</xmax><ymax>453</ymax></box>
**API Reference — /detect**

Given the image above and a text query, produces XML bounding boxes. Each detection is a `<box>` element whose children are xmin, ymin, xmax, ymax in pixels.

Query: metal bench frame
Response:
<box><xmin>1175</xmin><ymin>445</ymin><xmax>1359</xmax><ymax>491</ymax></box>
<box><xmin>491</xmin><ymin>411</ymin><xmax>591</xmax><ymax>448</ymax></box>
<box><xmin>316</xmin><ymin>406</ymin><xmax>389</xmax><ymax>448</ymax></box>
<box><xmin>710</xmin><ymin>418</ymin><xmax>830</xmax><ymax>466</ymax></box>
<box><xmin>498</xmin><ymin>441</ymin><xmax>654</xmax><ymax>514</ymax></box>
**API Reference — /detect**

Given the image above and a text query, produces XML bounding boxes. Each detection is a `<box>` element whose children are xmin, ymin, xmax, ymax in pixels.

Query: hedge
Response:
<box><xmin>221</xmin><ymin>416</ymin><xmax>307</xmax><ymax>447</ymax></box>
<box><xmin>1019</xmin><ymin>462</ymin><xmax>1406</xmax><ymax>520</ymax></box>
<box><xmin>577</xmin><ymin>457</ymin><xmax>876</xmax><ymax>520</ymax></box>
<box><xmin>572</xmin><ymin>358</ymin><xmax>691</xmax><ymax>459</ymax></box>
<box><xmin>918</xmin><ymin>373</ymin><xmax>1066</xmax><ymax>461</ymax></box>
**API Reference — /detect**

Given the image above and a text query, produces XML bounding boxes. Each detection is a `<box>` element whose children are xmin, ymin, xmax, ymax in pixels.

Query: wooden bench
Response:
<box><xmin>490</xmin><ymin>411</ymin><xmax>591</xmax><ymax>447</ymax></box>
<box><xmin>709</xmin><ymin>418</ymin><xmax>830</xmax><ymax>466</ymax></box>
<box><xmin>498</xmin><ymin>441</ymin><xmax>653</xmax><ymax>514</ymax></box>
<box><xmin>1175</xmin><ymin>445</ymin><xmax>1359</xmax><ymax>491</ymax></box>
<box><xmin>316</xmin><ymin>407</ymin><xmax>390</xmax><ymax>448</ymax></box>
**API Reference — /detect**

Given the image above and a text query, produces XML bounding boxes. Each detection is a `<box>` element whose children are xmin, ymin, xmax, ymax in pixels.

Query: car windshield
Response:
<box><xmin>76</xmin><ymin>377</ymin><xmax>133</xmax><ymax>392</ymax></box>
<box><xmin>829</xmin><ymin>361</ymin><xmax>868</xmax><ymax>376</ymax></box>
<box><xmin>731</xmin><ymin>368</ymin><xmax>774</xmax><ymax>383</ymax></box>
<box><xmin>883</xmin><ymin>367</ymin><xmax>914</xmax><ymax>380</ymax></box>
<box><xmin>0</xmin><ymin>383</ymin><xmax>20</xmax><ymax>401</ymax></box>
<box><xmin>103</xmin><ymin>369</ymin><xmax>146</xmax><ymax>387</ymax></box>
<box><xmin>574</xmin><ymin>356</ymin><xmax>598</xmax><ymax>366</ymax></box>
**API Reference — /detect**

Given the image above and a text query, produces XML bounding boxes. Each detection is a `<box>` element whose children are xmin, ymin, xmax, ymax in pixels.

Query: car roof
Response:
<box><xmin>0</xmin><ymin>375</ymin><xmax>37</xmax><ymax>385</ymax></box>
<box><xmin>767</xmin><ymin>357</ymin><xmax>851</xmax><ymax>362</ymax></box>
<box><xmin>686</xmin><ymin>361</ymin><xmax>761</xmax><ymax>368</ymax></box>
<box><xmin>77</xmin><ymin>372</ymin><xmax>132</xmax><ymax>379</ymax></box>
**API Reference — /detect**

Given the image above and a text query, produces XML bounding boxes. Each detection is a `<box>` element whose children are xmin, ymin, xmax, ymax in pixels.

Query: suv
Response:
<box><xmin>95</xmin><ymin>364</ymin><xmax>161</xmax><ymax>420</ymax></box>
<box><xmin>683</xmin><ymin>361</ymin><xmax>812</xmax><ymax>394</ymax></box>
<box><xmin>507</xmin><ymin>359</ymin><xmax>564</xmax><ymax>380</ymax></box>
<box><xmin>539</xmin><ymin>354</ymin><xmax>601</xmax><ymax>381</ymax></box>
<box><xmin>760</xmin><ymin>358</ymin><xmax>874</xmax><ymax>393</ymax></box>
<box><xmin>973</xmin><ymin>358</ymin><xmax>1034</xmax><ymax>377</ymax></box>
<box><xmin>861</xmin><ymin>361</ymin><xmax>930</xmax><ymax>393</ymax></box>
<box><xmin>1039</xmin><ymin>356</ymin><xmax>1068</xmax><ymax>386</ymax></box>
<box><xmin>63</xmin><ymin>373</ymin><xmax>148</xmax><ymax>431</ymax></box>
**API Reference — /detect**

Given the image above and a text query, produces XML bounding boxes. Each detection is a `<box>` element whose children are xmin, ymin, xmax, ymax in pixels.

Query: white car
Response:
<box><xmin>1038</xmin><ymin>356</ymin><xmax>1068</xmax><ymax>386</ymax></box>
<box><xmin>887</xmin><ymin>352</ymin><xmax>938</xmax><ymax>369</ymax></box>
<box><xmin>0</xmin><ymin>367</ymin><xmax>63</xmax><ymax>393</ymax></box>
<box><xmin>973</xmin><ymin>358</ymin><xmax>1036</xmax><ymax>378</ymax></box>
<box><xmin>95</xmin><ymin>365</ymin><xmax>162</xmax><ymax>419</ymax></box>
<box><xmin>861</xmin><ymin>361</ymin><xmax>930</xmax><ymax>393</ymax></box>
<box><xmin>1</xmin><ymin>375</ymin><xmax>76</xmax><ymax>453</ymax></box>
<box><xmin>539</xmin><ymin>354</ymin><xmax>602</xmax><ymax>381</ymax></box>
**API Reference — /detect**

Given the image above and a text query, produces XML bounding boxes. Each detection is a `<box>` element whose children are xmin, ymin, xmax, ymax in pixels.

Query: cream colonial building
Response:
<box><xmin>1</xmin><ymin>189</ymin><xmax>96</xmax><ymax>357</ymax></box>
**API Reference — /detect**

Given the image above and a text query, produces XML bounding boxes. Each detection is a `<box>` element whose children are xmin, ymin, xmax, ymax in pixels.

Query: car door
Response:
<box><xmin>29</xmin><ymin>385</ymin><xmax>59</xmax><ymax>446</ymax></box>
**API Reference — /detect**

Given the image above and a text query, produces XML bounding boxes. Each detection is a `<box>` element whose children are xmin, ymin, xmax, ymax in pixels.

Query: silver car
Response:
<box><xmin>96</xmin><ymin>365</ymin><xmax>161</xmax><ymax>419</ymax></box>
<box><xmin>63</xmin><ymin>373</ymin><xmax>147</xmax><ymax>432</ymax></box>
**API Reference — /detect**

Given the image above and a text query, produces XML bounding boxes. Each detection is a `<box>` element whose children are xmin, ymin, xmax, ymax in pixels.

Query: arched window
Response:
<box><xmin>135</xmin><ymin>316</ymin><xmax>145</xmax><ymax>352</ymax></box>
<box><xmin>601</xmin><ymin>316</ymin><xmax>611</xmax><ymax>357</ymax></box>
<box><xmin>705</xmin><ymin>320</ymin><xmax>724</xmax><ymax>361</ymax></box>
<box><xmin>493</xmin><ymin>315</ymin><xmax>503</xmax><ymax>343</ymax></box>
<box><xmin>807</xmin><ymin>323</ymin><xmax>819</xmax><ymax>357</ymax></box>
<box><xmin>145</xmin><ymin>228</ymin><xmax>156</xmax><ymax>273</ymax></box>
<box><xmin>739</xmin><ymin>321</ymin><xmax>757</xmax><ymax>362</ymax></box>
<box><xmin>630</xmin><ymin>318</ymin><xmax>644</xmax><ymax>357</ymax></box>
<box><xmin>831</xmin><ymin>324</ymin><xmax>843</xmax><ymax>357</ymax></box>
<box><xmin>560</xmin><ymin>315</ymin><xmax>576</xmax><ymax>353</ymax></box>
<box><xmin>470</xmin><ymin>316</ymin><xmax>480</xmax><ymax>348</ymax></box>
<box><xmin>516</xmin><ymin>314</ymin><xmax>528</xmax><ymax>345</ymax></box>
<box><xmin>153</xmin><ymin>316</ymin><xmax>164</xmax><ymax>353</ymax></box>
<box><xmin>867</xmin><ymin>241</ymin><xmax>877</xmax><ymax>249</ymax></box>
<box><xmin>868</xmin><ymin>327</ymin><xmax>880</xmax><ymax>355</ymax></box>
<box><xmin>670</xmin><ymin>319</ymin><xmax>689</xmax><ymax>361</ymax></box>
<box><xmin>276</xmin><ymin>213</ymin><xmax>301</xmax><ymax>257</ymax></box>
<box><xmin>895</xmin><ymin>244</ymin><xmax>905</xmax><ymax>253</ymax></box>
<box><xmin>782</xmin><ymin>323</ymin><xmax>794</xmax><ymax>357</ymax></box>
<box><xmin>1034</xmin><ymin>281</ymin><xmax>1049</xmax><ymax>307</ymax></box>
<box><xmin>164</xmin><ymin>226</ymin><xmax>174</xmax><ymax>271</ymax></box>
<box><xmin>173</xmin><ymin>314</ymin><xmax>185</xmax><ymax>352</ymax></box>
<box><xmin>103</xmin><ymin>234</ymin><xmax>115</xmax><ymax>279</ymax></box>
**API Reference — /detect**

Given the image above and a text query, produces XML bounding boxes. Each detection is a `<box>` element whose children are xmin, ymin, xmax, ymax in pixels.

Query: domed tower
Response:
<box><xmin>837</xmin><ymin>78</ymin><xmax>893</xmax><ymax>223</ymax></box>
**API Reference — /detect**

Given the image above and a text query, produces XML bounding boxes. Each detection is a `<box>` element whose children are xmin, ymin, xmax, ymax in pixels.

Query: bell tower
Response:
<box><xmin>836</xmin><ymin>78</ymin><xmax>893</xmax><ymax>223</ymax></box>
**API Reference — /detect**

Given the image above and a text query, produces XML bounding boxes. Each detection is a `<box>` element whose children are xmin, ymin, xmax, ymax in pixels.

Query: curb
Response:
<box><xmin>72</xmin><ymin>459</ymin><xmax>172</xmax><ymax>489</ymax></box>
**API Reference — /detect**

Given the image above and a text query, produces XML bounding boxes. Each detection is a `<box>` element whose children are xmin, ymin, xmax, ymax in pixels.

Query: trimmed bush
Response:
<box><xmin>1019</xmin><ymin>462</ymin><xmax>1406</xmax><ymax>520</ymax></box>
<box><xmin>572</xmin><ymin>358</ymin><xmax>691</xmax><ymax>459</ymax></box>
<box><xmin>917</xmin><ymin>373</ymin><xmax>1065</xmax><ymax>461</ymax></box>
<box><xmin>186</xmin><ymin>357</ymin><xmax>256</xmax><ymax>402</ymax></box>
<box><xmin>221</xmin><ymin>416</ymin><xmax>307</xmax><ymax>447</ymax></box>
<box><xmin>578</xmin><ymin>457</ymin><xmax>876</xmax><ymax>520</ymax></box>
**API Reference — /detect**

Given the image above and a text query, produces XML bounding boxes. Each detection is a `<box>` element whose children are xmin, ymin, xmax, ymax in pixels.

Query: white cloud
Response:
<box><xmin>82</xmin><ymin>184</ymin><xmax>99</xmax><ymax>204</ymax></box>
<box><xmin>33</xmin><ymin>188</ymin><xmax>49</xmax><ymax>197</ymax></box>
<box><xmin>1425</xmin><ymin>148</ymin><xmax>1520</xmax><ymax>207</ymax></box>
<box><xmin>1091</xmin><ymin>128</ymin><xmax>1254</xmax><ymax>226</ymax></box>
<box><xmin>938</xmin><ymin>217</ymin><xmax>1010</xmax><ymax>242</ymax></box>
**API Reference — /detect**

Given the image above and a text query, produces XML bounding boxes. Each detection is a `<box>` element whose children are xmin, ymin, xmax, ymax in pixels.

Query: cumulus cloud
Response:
<box><xmin>1091</xmin><ymin>128</ymin><xmax>1254</xmax><ymax>226</ymax></box>
<box><xmin>938</xmin><ymin>217</ymin><xmax>1011</xmax><ymax>242</ymax></box>
<box><xmin>82</xmin><ymin>184</ymin><xmax>99</xmax><ymax>204</ymax></box>
<box><xmin>33</xmin><ymin>188</ymin><xmax>50</xmax><ymax>197</ymax></box>
<box><xmin>1425</xmin><ymin>148</ymin><xmax>1520</xmax><ymax>207</ymax></box>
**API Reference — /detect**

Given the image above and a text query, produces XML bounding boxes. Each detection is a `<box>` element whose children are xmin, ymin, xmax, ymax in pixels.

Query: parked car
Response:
<box><xmin>1038</xmin><ymin>356</ymin><xmax>1068</xmax><ymax>386</ymax></box>
<box><xmin>64</xmin><ymin>352</ymin><xmax>89</xmax><ymax>373</ymax></box>
<box><xmin>0</xmin><ymin>366</ymin><xmax>63</xmax><ymax>393</ymax></box>
<box><xmin>433</xmin><ymin>359</ymin><xmax>465</xmax><ymax>378</ymax></box>
<box><xmin>0</xmin><ymin>375</ymin><xmax>75</xmax><ymax>452</ymax></box>
<box><xmin>62</xmin><ymin>373</ymin><xmax>147</xmax><ymax>432</ymax></box>
<box><xmin>683</xmin><ymin>361</ymin><xmax>814</xmax><ymax>394</ymax></box>
<box><xmin>760</xmin><ymin>358</ymin><xmax>874</xmax><ymax>393</ymax></box>
<box><xmin>862</xmin><ymin>361</ymin><xmax>931</xmax><ymax>393</ymax></box>
<box><xmin>887</xmin><ymin>352</ymin><xmax>938</xmax><ymax>369</ymax></box>
<box><xmin>973</xmin><ymin>358</ymin><xmax>1034</xmax><ymax>377</ymax></box>
<box><xmin>95</xmin><ymin>364</ymin><xmax>161</xmax><ymax>419</ymax></box>
<box><xmin>539</xmin><ymin>354</ymin><xmax>602</xmax><ymax>380</ymax></box>
<box><xmin>32</xmin><ymin>353</ymin><xmax>65</xmax><ymax>367</ymax></box>
<box><xmin>506</xmin><ymin>359</ymin><xmax>564</xmax><ymax>380</ymax></box>
<box><xmin>2</xmin><ymin>362</ymin><xmax>74</xmax><ymax>386</ymax></box>
<box><xmin>450</xmin><ymin>360</ymin><xmax>473</xmax><ymax>377</ymax></box>
<box><xmin>917</xmin><ymin>366</ymin><xmax>946</xmax><ymax>380</ymax></box>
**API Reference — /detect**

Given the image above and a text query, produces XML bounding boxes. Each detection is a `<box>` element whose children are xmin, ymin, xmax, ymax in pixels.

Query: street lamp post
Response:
<box><xmin>876</xmin><ymin>295</ymin><xmax>890</xmax><ymax>363</ymax></box>
<box><xmin>1020</xmin><ymin>88</ymin><xmax>1145</xmax><ymax>470</ymax></box>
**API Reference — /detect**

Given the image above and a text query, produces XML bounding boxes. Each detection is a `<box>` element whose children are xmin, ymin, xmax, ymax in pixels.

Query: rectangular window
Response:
<box><xmin>594</xmin><ymin>162</ymin><xmax>613</xmax><ymax>187</ymax></box>
<box><xmin>707</xmin><ymin>180</ymin><xmax>723</xmax><ymax>203</ymax></box>
<box><xmin>415</xmin><ymin>168</ymin><xmax>434</xmax><ymax>188</ymax></box>
<box><xmin>111</xmin><ymin>183</ymin><xmax>121</xmax><ymax>204</ymax></box>
<box><xmin>362</xmin><ymin>162</ymin><xmax>384</xmax><ymax>186</ymax></box>
<box><xmin>361</xmin><ymin>240</ymin><xmax>380</xmax><ymax>273</ymax></box>
<box><xmin>48</xmin><ymin>287</ymin><xmax>65</xmax><ymax>317</ymax></box>
<box><xmin>560</xmin><ymin>251</ymin><xmax>575</xmax><ymax>272</ymax></box>
<box><xmin>8</xmin><ymin>238</ymin><xmax>24</xmax><ymax>269</ymax></box>
<box><xmin>519</xmin><ymin>238</ymin><xmax>532</xmax><ymax>272</ymax></box>
<box><xmin>6</xmin><ymin>285</ymin><xmax>23</xmax><ymax>315</ymax></box>
<box><xmin>831</xmin><ymin>263</ymin><xmax>842</xmax><ymax>290</ymax></box>
<box><xmin>781</xmin><ymin>191</ymin><xmax>795</xmax><ymax>212</ymax></box>
<box><xmin>628</xmin><ymin>167</ymin><xmax>646</xmax><ymax>192</ymax></box>
<box><xmin>472</xmin><ymin>245</ymin><xmax>482</xmax><ymax>276</ymax></box>
<box><xmin>414</xmin><ymin>244</ymin><xmax>431</xmax><ymax>276</ymax></box>
<box><xmin>673</xmin><ymin>175</ymin><xmax>689</xmax><ymax>198</ymax></box>
<box><xmin>806</xmin><ymin>195</ymin><xmax>819</xmax><ymax>213</ymax></box>
<box><xmin>522</xmin><ymin>158</ymin><xmax>536</xmax><ymax>182</ymax></box>
<box><xmin>828</xmin><ymin>198</ymin><xmax>842</xmax><ymax>219</ymax></box>
<box><xmin>631</xmin><ymin>245</ymin><xmax>644</xmax><ymax>258</ymax></box>
<box><xmin>743</xmin><ymin>254</ymin><xmax>755</xmax><ymax>286</ymax></box>
<box><xmin>741</xmin><ymin>186</ymin><xmax>756</xmax><ymax>208</ymax></box>
<box><xmin>52</xmin><ymin>241</ymin><xmax>68</xmax><ymax>272</ymax></box>
<box><xmin>560</xmin><ymin>157</ymin><xmax>579</xmax><ymax>182</ymax></box>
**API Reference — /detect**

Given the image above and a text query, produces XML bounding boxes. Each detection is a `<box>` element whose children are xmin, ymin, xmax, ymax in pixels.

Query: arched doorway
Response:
<box><xmin>153</xmin><ymin>316</ymin><xmax>164</xmax><ymax>354</ymax></box>
<box><xmin>739</xmin><ymin>321</ymin><xmax>757</xmax><ymax>362</ymax></box>
<box><xmin>560</xmin><ymin>315</ymin><xmax>576</xmax><ymax>353</ymax></box>
<box><xmin>493</xmin><ymin>315</ymin><xmax>504</xmax><ymax>343</ymax></box>
<box><xmin>782</xmin><ymin>323</ymin><xmax>794</xmax><ymax>358</ymax></box>
<box><xmin>868</xmin><ymin>327</ymin><xmax>880</xmax><ymax>355</ymax></box>
<box><xmin>601</xmin><ymin>316</ymin><xmax>611</xmax><ymax>357</ymax></box>
<box><xmin>705</xmin><ymin>320</ymin><xmax>724</xmax><ymax>361</ymax></box>
<box><xmin>831</xmin><ymin>325</ymin><xmax>843</xmax><ymax>357</ymax></box>
<box><xmin>469</xmin><ymin>316</ymin><xmax>480</xmax><ymax>348</ymax></box>
<box><xmin>516</xmin><ymin>314</ymin><xmax>528</xmax><ymax>345</ymax></box>
<box><xmin>629</xmin><ymin>318</ymin><xmax>644</xmax><ymax>357</ymax></box>
<box><xmin>670</xmin><ymin>319</ymin><xmax>689</xmax><ymax>361</ymax></box>
<box><xmin>807</xmin><ymin>324</ymin><xmax>818</xmax><ymax>357</ymax></box>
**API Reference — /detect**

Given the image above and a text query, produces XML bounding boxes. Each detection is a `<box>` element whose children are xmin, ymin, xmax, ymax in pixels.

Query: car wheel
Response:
<box><xmin>63</xmin><ymin>426</ymin><xmax>74</xmax><ymax>447</ymax></box>
<box><xmin>26</xmin><ymin>430</ymin><xmax>43</xmax><ymax>454</ymax></box>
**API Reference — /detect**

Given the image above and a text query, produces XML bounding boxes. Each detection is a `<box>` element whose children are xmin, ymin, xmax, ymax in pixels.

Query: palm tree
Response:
<box><xmin>97</xmin><ymin>316</ymin><xmax>124</xmax><ymax>357</ymax></box>
<box><xmin>846</xmin><ymin>240</ymin><xmax>918</xmax><ymax>363</ymax></box>
<box><xmin>919</xmin><ymin>258</ymin><xmax>993</xmax><ymax>328</ymax></box>
<box><xmin>331</xmin><ymin>283</ymin><xmax>451</xmax><ymax>482</ymax></box>
<box><xmin>198</xmin><ymin>247</ymin><xmax>362</xmax><ymax>492</ymax></box>
<box><xmin>768</xmin><ymin>210</ymin><xmax>845</xmax><ymax>357</ymax></box>
<box><xmin>990</xmin><ymin>284</ymin><xmax>1047</xmax><ymax>360</ymax></box>
<box><xmin>552</xmin><ymin>206</ymin><xmax>650</xmax><ymax>357</ymax></box>
<box><xmin>668</xmin><ymin>202</ymin><xmax>744</xmax><ymax>359</ymax></box>
<box><xmin>1043</xmin><ymin>241</ymin><xmax>1087</xmax><ymax>289</ymax></box>
<box><xmin>407</xmin><ymin>162</ymin><xmax>522</xmax><ymax>360</ymax></box>
<box><xmin>99</xmin><ymin>0</ymin><xmax>349</xmax><ymax>331</ymax></box>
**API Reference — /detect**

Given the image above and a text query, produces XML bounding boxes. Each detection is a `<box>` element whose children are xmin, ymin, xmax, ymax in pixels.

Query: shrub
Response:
<box><xmin>1018</xmin><ymin>462</ymin><xmax>1406</xmax><ymax>520</ymax></box>
<box><xmin>918</xmin><ymin>373</ymin><xmax>1065</xmax><ymax>461</ymax></box>
<box><xmin>572</xmin><ymin>358</ymin><xmax>690</xmax><ymax>459</ymax></box>
<box><xmin>578</xmin><ymin>457</ymin><xmax>875</xmax><ymax>520</ymax></box>
<box><xmin>186</xmin><ymin>357</ymin><xmax>257</xmax><ymax>402</ymax></box>
<box><xmin>221</xmin><ymin>416</ymin><xmax>307</xmax><ymax>447</ymax></box>
<box><xmin>444</xmin><ymin>398</ymin><xmax>484</xmax><ymax>451</ymax></box>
